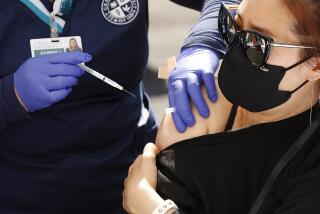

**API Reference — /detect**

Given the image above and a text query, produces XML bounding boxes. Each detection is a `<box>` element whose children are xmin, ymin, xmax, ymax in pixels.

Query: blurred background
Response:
<box><xmin>145</xmin><ymin>0</ymin><xmax>199</xmax><ymax>123</ymax></box>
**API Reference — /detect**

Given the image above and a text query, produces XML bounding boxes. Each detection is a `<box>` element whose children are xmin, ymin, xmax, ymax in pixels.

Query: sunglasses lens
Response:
<box><xmin>241</xmin><ymin>32</ymin><xmax>267</xmax><ymax>66</ymax></box>
<box><xmin>220</xmin><ymin>7</ymin><xmax>237</xmax><ymax>45</ymax></box>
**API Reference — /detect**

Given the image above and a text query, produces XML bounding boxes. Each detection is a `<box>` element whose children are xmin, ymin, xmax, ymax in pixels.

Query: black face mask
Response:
<box><xmin>218</xmin><ymin>38</ymin><xmax>310</xmax><ymax>112</ymax></box>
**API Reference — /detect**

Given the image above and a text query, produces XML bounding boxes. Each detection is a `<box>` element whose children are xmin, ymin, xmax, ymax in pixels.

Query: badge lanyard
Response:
<box><xmin>19</xmin><ymin>0</ymin><xmax>73</xmax><ymax>38</ymax></box>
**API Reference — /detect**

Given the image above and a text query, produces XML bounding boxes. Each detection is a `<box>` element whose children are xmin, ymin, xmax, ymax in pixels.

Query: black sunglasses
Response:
<box><xmin>218</xmin><ymin>2</ymin><xmax>313</xmax><ymax>67</ymax></box>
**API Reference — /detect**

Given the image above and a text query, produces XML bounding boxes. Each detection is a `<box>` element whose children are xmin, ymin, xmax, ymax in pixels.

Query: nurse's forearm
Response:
<box><xmin>181</xmin><ymin>0</ymin><xmax>241</xmax><ymax>57</ymax></box>
<box><xmin>0</xmin><ymin>74</ymin><xmax>31</xmax><ymax>130</ymax></box>
<box><xmin>169</xmin><ymin>0</ymin><xmax>204</xmax><ymax>11</ymax></box>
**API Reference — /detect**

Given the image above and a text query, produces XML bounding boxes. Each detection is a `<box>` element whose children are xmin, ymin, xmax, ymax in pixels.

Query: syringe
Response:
<box><xmin>78</xmin><ymin>64</ymin><xmax>136</xmax><ymax>98</ymax></box>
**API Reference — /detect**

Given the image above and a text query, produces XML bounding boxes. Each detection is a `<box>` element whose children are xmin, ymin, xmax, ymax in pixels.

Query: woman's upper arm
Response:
<box><xmin>156</xmin><ymin>105</ymin><xmax>208</xmax><ymax>150</ymax></box>
<box><xmin>156</xmin><ymin>84</ymin><xmax>232</xmax><ymax>150</ymax></box>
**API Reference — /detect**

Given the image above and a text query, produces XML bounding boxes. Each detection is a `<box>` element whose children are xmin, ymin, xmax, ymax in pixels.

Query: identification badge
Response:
<box><xmin>29</xmin><ymin>36</ymin><xmax>137</xmax><ymax>98</ymax></box>
<box><xmin>30</xmin><ymin>36</ymin><xmax>83</xmax><ymax>57</ymax></box>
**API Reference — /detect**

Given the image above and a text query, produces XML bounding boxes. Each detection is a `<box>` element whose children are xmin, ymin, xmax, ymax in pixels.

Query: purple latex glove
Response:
<box><xmin>168</xmin><ymin>46</ymin><xmax>220</xmax><ymax>132</ymax></box>
<box><xmin>14</xmin><ymin>52</ymin><xmax>92</xmax><ymax>112</ymax></box>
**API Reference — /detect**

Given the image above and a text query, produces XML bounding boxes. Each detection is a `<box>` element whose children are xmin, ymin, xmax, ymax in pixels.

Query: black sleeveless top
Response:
<box><xmin>156</xmin><ymin>105</ymin><xmax>320</xmax><ymax>214</ymax></box>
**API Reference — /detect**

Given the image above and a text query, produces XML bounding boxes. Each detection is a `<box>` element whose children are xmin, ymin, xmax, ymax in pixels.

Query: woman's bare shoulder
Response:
<box><xmin>156</xmin><ymin>82</ymin><xmax>232</xmax><ymax>151</ymax></box>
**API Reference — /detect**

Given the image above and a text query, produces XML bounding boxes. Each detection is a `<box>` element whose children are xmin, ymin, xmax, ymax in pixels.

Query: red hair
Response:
<box><xmin>282</xmin><ymin>0</ymin><xmax>320</xmax><ymax>60</ymax></box>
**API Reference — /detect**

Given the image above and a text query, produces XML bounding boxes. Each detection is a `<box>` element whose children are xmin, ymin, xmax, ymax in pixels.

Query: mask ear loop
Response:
<box><xmin>290</xmin><ymin>80</ymin><xmax>308</xmax><ymax>94</ymax></box>
<box><xmin>289</xmin><ymin>57</ymin><xmax>314</xmax><ymax>95</ymax></box>
<box><xmin>284</xmin><ymin>57</ymin><xmax>312</xmax><ymax>72</ymax></box>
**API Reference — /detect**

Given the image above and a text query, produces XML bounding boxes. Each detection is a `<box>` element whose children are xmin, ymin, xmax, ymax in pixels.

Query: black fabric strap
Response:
<box><xmin>248</xmin><ymin>110</ymin><xmax>320</xmax><ymax>214</ymax></box>
<box><xmin>225</xmin><ymin>105</ymin><xmax>238</xmax><ymax>131</ymax></box>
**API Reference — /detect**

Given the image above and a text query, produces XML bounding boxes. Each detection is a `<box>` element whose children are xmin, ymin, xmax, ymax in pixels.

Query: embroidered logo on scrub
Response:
<box><xmin>101</xmin><ymin>0</ymin><xmax>139</xmax><ymax>25</ymax></box>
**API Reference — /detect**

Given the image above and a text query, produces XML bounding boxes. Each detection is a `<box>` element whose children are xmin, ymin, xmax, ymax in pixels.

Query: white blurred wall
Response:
<box><xmin>148</xmin><ymin>0</ymin><xmax>199</xmax><ymax>69</ymax></box>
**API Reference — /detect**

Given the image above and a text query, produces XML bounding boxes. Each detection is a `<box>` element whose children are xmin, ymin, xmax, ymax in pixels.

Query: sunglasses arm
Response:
<box><xmin>270</xmin><ymin>43</ymin><xmax>313</xmax><ymax>49</ymax></box>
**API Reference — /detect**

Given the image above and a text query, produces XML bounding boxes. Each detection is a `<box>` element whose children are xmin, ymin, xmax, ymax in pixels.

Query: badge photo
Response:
<box><xmin>101</xmin><ymin>0</ymin><xmax>140</xmax><ymax>25</ymax></box>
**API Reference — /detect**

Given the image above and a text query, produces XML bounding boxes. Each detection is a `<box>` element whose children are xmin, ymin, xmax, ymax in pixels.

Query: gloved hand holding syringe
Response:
<box><xmin>78</xmin><ymin>64</ymin><xmax>136</xmax><ymax>98</ymax></box>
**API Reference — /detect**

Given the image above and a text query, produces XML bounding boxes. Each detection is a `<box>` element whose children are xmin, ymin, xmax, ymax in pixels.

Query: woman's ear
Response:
<box><xmin>307</xmin><ymin>58</ymin><xmax>320</xmax><ymax>82</ymax></box>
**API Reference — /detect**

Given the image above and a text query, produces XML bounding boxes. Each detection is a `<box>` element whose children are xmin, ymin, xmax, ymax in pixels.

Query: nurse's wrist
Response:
<box><xmin>0</xmin><ymin>73</ymin><xmax>31</xmax><ymax>127</ymax></box>
<box><xmin>14</xmin><ymin>87</ymin><xmax>29</xmax><ymax>112</ymax></box>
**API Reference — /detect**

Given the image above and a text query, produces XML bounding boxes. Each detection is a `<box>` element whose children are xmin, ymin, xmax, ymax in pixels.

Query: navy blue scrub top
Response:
<box><xmin>0</xmin><ymin>0</ymin><xmax>152</xmax><ymax>213</ymax></box>
<box><xmin>0</xmin><ymin>0</ymin><xmax>149</xmax><ymax>152</ymax></box>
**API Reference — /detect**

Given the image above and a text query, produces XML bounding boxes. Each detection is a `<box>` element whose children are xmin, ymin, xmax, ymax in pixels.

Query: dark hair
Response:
<box><xmin>282</xmin><ymin>0</ymin><xmax>320</xmax><ymax>61</ymax></box>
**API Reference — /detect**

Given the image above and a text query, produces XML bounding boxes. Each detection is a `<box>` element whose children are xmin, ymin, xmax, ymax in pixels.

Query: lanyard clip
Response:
<box><xmin>50</xmin><ymin>13</ymin><xmax>59</xmax><ymax>38</ymax></box>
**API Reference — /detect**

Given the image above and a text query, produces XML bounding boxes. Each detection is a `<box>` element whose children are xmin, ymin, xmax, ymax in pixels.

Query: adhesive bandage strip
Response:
<box><xmin>165</xmin><ymin>107</ymin><xmax>176</xmax><ymax>114</ymax></box>
<box><xmin>158</xmin><ymin>56</ymin><xmax>177</xmax><ymax>80</ymax></box>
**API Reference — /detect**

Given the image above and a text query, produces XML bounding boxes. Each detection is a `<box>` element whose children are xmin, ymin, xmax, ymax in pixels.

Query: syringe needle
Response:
<box><xmin>123</xmin><ymin>89</ymin><xmax>137</xmax><ymax>98</ymax></box>
<box><xmin>79</xmin><ymin>64</ymin><xmax>136</xmax><ymax>98</ymax></box>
